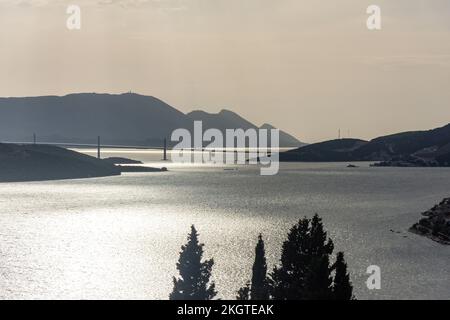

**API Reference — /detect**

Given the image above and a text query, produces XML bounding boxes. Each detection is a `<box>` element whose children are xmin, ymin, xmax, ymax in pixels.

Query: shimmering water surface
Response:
<box><xmin>0</xmin><ymin>149</ymin><xmax>449</xmax><ymax>300</ymax></box>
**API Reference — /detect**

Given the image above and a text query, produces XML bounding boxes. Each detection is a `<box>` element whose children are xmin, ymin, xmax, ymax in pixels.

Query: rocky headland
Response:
<box><xmin>410</xmin><ymin>198</ymin><xmax>450</xmax><ymax>245</ymax></box>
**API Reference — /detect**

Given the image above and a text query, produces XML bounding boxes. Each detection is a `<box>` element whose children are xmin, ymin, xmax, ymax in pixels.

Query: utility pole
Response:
<box><xmin>163</xmin><ymin>138</ymin><xmax>167</xmax><ymax>161</ymax></box>
<box><xmin>97</xmin><ymin>136</ymin><xmax>101</xmax><ymax>159</ymax></box>
<box><xmin>33</xmin><ymin>133</ymin><xmax>36</xmax><ymax>145</ymax></box>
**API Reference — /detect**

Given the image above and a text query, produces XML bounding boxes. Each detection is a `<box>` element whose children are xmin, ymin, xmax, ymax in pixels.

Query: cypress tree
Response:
<box><xmin>170</xmin><ymin>225</ymin><xmax>217</xmax><ymax>300</ymax></box>
<box><xmin>251</xmin><ymin>234</ymin><xmax>269</xmax><ymax>300</ymax></box>
<box><xmin>332</xmin><ymin>252</ymin><xmax>354</xmax><ymax>300</ymax></box>
<box><xmin>237</xmin><ymin>234</ymin><xmax>269</xmax><ymax>300</ymax></box>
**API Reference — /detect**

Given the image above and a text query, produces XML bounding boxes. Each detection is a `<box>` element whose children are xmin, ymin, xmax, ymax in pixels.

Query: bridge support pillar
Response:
<box><xmin>97</xmin><ymin>136</ymin><xmax>101</xmax><ymax>159</ymax></box>
<box><xmin>163</xmin><ymin>138</ymin><xmax>167</xmax><ymax>161</ymax></box>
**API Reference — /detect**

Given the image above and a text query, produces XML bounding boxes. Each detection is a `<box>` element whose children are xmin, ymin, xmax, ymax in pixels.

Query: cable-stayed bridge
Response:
<box><xmin>1</xmin><ymin>137</ymin><xmax>169</xmax><ymax>160</ymax></box>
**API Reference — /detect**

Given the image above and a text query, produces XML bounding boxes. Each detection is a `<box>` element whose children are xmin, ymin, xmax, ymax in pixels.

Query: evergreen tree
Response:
<box><xmin>237</xmin><ymin>234</ymin><xmax>269</xmax><ymax>300</ymax></box>
<box><xmin>170</xmin><ymin>225</ymin><xmax>217</xmax><ymax>300</ymax></box>
<box><xmin>269</xmin><ymin>217</ymin><xmax>312</xmax><ymax>300</ymax></box>
<box><xmin>310</xmin><ymin>214</ymin><xmax>334</xmax><ymax>256</ymax></box>
<box><xmin>332</xmin><ymin>252</ymin><xmax>354</xmax><ymax>300</ymax></box>
<box><xmin>269</xmin><ymin>214</ymin><xmax>335</xmax><ymax>300</ymax></box>
<box><xmin>303</xmin><ymin>214</ymin><xmax>334</xmax><ymax>299</ymax></box>
<box><xmin>304</xmin><ymin>254</ymin><xmax>333</xmax><ymax>300</ymax></box>
<box><xmin>250</xmin><ymin>234</ymin><xmax>269</xmax><ymax>300</ymax></box>
<box><xmin>236</xmin><ymin>282</ymin><xmax>250</xmax><ymax>300</ymax></box>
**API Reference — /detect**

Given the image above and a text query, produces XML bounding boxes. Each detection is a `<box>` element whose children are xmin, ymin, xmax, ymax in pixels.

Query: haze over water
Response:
<box><xmin>0</xmin><ymin>149</ymin><xmax>449</xmax><ymax>300</ymax></box>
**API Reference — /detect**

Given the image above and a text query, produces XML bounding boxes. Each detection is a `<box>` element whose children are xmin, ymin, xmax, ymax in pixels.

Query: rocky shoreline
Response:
<box><xmin>371</xmin><ymin>155</ymin><xmax>448</xmax><ymax>167</ymax></box>
<box><xmin>410</xmin><ymin>198</ymin><xmax>450</xmax><ymax>245</ymax></box>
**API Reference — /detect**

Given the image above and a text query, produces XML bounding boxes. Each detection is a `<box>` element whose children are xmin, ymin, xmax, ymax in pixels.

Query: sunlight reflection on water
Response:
<box><xmin>0</xmin><ymin>150</ymin><xmax>449</xmax><ymax>300</ymax></box>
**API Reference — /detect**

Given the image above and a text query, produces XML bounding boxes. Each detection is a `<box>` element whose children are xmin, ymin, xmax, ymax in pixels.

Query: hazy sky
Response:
<box><xmin>1</xmin><ymin>0</ymin><xmax>449</xmax><ymax>142</ymax></box>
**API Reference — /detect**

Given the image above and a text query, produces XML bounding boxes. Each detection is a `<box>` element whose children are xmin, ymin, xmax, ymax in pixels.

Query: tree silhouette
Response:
<box><xmin>251</xmin><ymin>234</ymin><xmax>269</xmax><ymax>300</ymax></box>
<box><xmin>332</xmin><ymin>252</ymin><xmax>354</xmax><ymax>300</ymax></box>
<box><xmin>269</xmin><ymin>217</ymin><xmax>310</xmax><ymax>299</ymax></box>
<box><xmin>304</xmin><ymin>214</ymin><xmax>334</xmax><ymax>299</ymax></box>
<box><xmin>172</xmin><ymin>216</ymin><xmax>354</xmax><ymax>300</ymax></box>
<box><xmin>236</xmin><ymin>282</ymin><xmax>250</xmax><ymax>300</ymax></box>
<box><xmin>310</xmin><ymin>214</ymin><xmax>334</xmax><ymax>256</ymax></box>
<box><xmin>304</xmin><ymin>254</ymin><xmax>333</xmax><ymax>300</ymax></box>
<box><xmin>237</xmin><ymin>234</ymin><xmax>269</xmax><ymax>300</ymax></box>
<box><xmin>170</xmin><ymin>225</ymin><xmax>217</xmax><ymax>300</ymax></box>
<box><xmin>269</xmin><ymin>214</ymin><xmax>336</xmax><ymax>300</ymax></box>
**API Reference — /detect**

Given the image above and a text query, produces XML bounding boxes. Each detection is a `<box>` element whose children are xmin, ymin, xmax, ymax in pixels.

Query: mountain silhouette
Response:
<box><xmin>0</xmin><ymin>93</ymin><xmax>190</xmax><ymax>147</ymax></box>
<box><xmin>260</xmin><ymin>123</ymin><xmax>305</xmax><ymax>147</ymax></box>
<box><xmin>0</xmin><ymin>93</ymin><xmax>303</xmax><ymax>148</ymax></box>
<box><xmin>280</xmin><ymin>123</ymin><xmax>450</xmax><ymax>165</ymax></box>
<box><xmin>187</xmin><ymin>109</ymin><xmax>304</xmax><ymax>147</ymax></box>
<box><xmin>280</xmin><ymin>139</ymin><xmax>367</xmax><ymax>162</ymax></box>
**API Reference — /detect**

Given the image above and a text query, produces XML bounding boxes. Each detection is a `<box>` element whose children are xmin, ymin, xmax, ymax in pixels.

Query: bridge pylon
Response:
<box><xmin>163</xmin><ymin>138</ymin><xmax>167</xmax><ymax>161</ymax></box>
<box><xmin>97</xmin><ymin>136</ymin><xmax>101</xmax><ymax>159</ymax></box>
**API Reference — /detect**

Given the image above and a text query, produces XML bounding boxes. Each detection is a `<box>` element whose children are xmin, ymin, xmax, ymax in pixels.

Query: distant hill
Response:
<box><xmin>187</xmin><ymin>109</ymin><xmax>256</xmax><ymax>132</ymax></box>
<box><xmin>260</xmin><ymin>123</ymin><xmax>306</xmax><ymax>147</ymax></box>
<box><xmin>353</xmin><ymin>124</ymin><xmax>450</xmax><ymax>161</ymax></box>
<box><xmin>0</xmin><ymin>144</ymin><xmax>120</xmax><ymax>182</ymax></box>
<box><xmin>280</xmin><ymin>123</ymin><xmax>450</xmax><ymax>165</ymax></box>
<box><xmin>187</xmin><ymin>109</ymin><xmax>305</xmax><ymax>147</ymax></box>
<box><xmin>0</xmin><ymin>93</ymin><xmax>303</xmax><ymax>148</ymax></box>
<box><xmin>0</xmin><ymin>93</ymin><xmax>191</xmax><ymax>147</ymax></box>
<box><xmin>280</xmin><ymin>139</ymin><xmax>367</xmax><ymax>162</ymax></box>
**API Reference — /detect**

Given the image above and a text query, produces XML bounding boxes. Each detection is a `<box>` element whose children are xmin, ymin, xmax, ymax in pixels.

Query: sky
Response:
<box><xmin>0</xmin><ymin>0</ymin><xmax>449</xmax><ymax>142</ymax></box>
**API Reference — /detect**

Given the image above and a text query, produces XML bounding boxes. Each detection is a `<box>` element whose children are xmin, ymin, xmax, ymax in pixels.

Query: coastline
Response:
<box><xmin>0</xmin><ymin>144</ymin><xmax>170</xmax><ymax>183</ymax></box>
